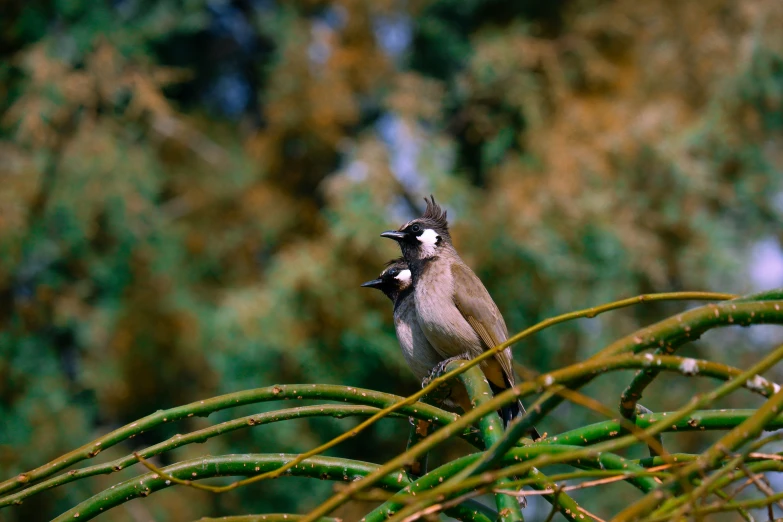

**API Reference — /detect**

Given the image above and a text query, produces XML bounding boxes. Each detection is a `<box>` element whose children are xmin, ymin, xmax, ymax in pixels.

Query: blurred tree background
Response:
<box><xmin>1</xmin><ymin>0</ymin><xmax>783</xmax><ymax>520</ymax></box>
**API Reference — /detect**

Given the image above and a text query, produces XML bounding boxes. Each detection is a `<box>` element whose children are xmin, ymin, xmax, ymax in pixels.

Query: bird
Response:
<box><xmin>361</xmin><ymin>258</ymin><xmax>472</xmax><ymax>412</ymax></box>
<box><xmin>380</xmin><ymin>196</ymin><xmax>538</xmax><ymax>438</ymax></box>
<box><xmin>361</xmin><ymin>259</ymin><xmax>442</xmax><ymax>382</ymax></box>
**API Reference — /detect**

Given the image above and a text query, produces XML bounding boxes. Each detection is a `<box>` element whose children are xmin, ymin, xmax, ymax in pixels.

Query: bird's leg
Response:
<box><xmin>423</xmin><ymin>354</ymin><xmax>472</xmax><ymax>385</ymax></box>
<box><xmin>422</xmin><ymin>354</ymin><xmax>475</xmax><ymax>412</ymax></box>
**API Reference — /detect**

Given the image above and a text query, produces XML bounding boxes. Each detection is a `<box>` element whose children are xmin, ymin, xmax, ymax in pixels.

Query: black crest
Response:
<box><xmin>422</xmin><ymin>195</ymin><xmax>449</xmax><ymax>232</ymax></box>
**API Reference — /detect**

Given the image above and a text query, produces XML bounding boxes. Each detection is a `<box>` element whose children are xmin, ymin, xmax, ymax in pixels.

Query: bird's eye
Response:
<box><xmin>410</xmin><ymin>224</ymin><xmax>421</xmax><ymax>233</ymax></box>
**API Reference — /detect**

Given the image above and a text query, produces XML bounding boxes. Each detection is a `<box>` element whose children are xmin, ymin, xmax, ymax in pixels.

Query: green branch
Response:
<box><xmin>539</xmin><ymin>409</ymin><xmax>783</xmax><ymax>448</ymax></box>
<box><xmin>615</xmin><ymin>385</ymin><xmax>783</xmax><ymax>520</ymax></box>
<box><xmin>196</xmin><ymin>513</ymin><xmax>342</xmax><ymax>522</ymax></box>
<box><xmin>599</xmin><ymin>300</ymin><xmax>783</xmax><ymax>359</ymax></box>
<box><xmin>52</xmin><ymin>454</ymin><xmax>495</xmax><ymax>522</ymax></box>
<box><xmin>453</xmin><ymin>361</ymin><xmax>585</xmax><ymax>522</ymax></box>
<box><xmin>52</xmin><ymin>454</ymin><xmax>402</xmax><ymax>521</ymax></box>
<box><xmin>1</xmin><ymin>404</ymin><xmax>484</xmax><ymax>508</ymax></box>
<box><xmin>464</xmin><ymin>300</ymin><xmax>783</xmax><ymax>482</ymax></box>
<box><xmin>0</xmin><ymin>385</ymin><xmax>456</xmax><ymax>497</ymax></box>
<box><xmin>615</xmin><ymin>299</ymin><xmax>783</xmax><ymax>420</ymax></box>
<box><xmin>363</xmin><ymin>444</ymin><xmax>657</xmax><ymax>522</ymax></box>
<box><xmin>525</xmin><ymin>296</ymin><xmax>783</xmax><ymax>458</ymax></box>
<box><xmin>377</xmin><ymin>342</ymin><xmax>783</xmax><ymax>521</ymax></box>
<box><xmin>299</xmin><ymin>346</ymin><xmax>783</xmax><ymax>522</ymax></box>
<box><xmin>378</xmin><ymin>443</ymin><xmax>660</xmax><ymax>522</ymax></box>
<box><xmin>453</xmin><ymin>363</ymin><xmax>525</xmax><ymax>521</ymax></box>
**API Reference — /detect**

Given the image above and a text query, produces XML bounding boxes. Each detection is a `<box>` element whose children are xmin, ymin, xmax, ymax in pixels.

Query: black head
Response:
<box><xmin>380</xmin><ymin>195</ymin><xmax>451</xmax><ymax>261</ymax></box>
<box><xmin>361</xmin><ymin>258</ymin><xmax>412</xmax><ymax>302</ymax></box>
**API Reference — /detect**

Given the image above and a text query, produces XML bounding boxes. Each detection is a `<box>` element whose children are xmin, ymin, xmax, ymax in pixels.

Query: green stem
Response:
<box><xmin>51</xmin><ymin>454</ymin><xmax>494</xmax><ymax>522</ymax></box>
<box><xmin>614</xmin><ymin>355</ymin><xmax>783</xmax><ymax>520</ymax></box>
<box><xmin>454</xmin><ymin>362</ymin><xmax>525</xmax><ymax>522</ymax></box>
<box><xmin>51</xmin><ymin>454</ymin><xmax>401</xmax><ymax>521</ymax></box>
<box><xmin>459</xmin><ymin>301</ymin><xmax>783</xmax><ymax>483</ymax></box>
<box><xmin>598</xmin><ymin>300</ymin><xmax>783</xmax><ymax>359</ymax></box>
<box><xmin>645</xmin><ymin>458</ymin><xmax>783</xmax><ymax>520</ymax></box>
<box><xmin>538</xmin><ymin>409</ymin><xmax>783</xmax><ymax>448</ymax></box>
<box><xmin>195</xmin><ymin>513</ymin><xmax>341</xmax><ymax>522</ymax></box>
<box><xmin>380</xmin><ymin>444</ymin><xmax>659</xmax><ymax>522</ymax></box>
<box><xmin>528</xmin><ymin>297</ymin><xmax>783</xmax><ymax>461</ymax></box>
<box><xmin>0</xmin><ymin>385</ymin><xmax>456</xmax><ymax>497</ymax></box>
<box><xmin>299</xmin><ymin>347</ymin><xmax>783</xmax><ymax>522</ymax></box>
<box><xmin>364</xmin><ymin>444</ymin><xmax>656</xmax><ymax>522</ymax></box>
<box><xmin>0</xmin><ymin>404</ymin><xmax>483</xmax><ymax>508</ymax></box>
<box><xmin>382</xmin><ymin>342</ymin><xmax>783</xmax><ymax>521</ymax></box>
<box><xmin>660</xmin><ymin>491</ymin><xmax>783</xmax><ymax>520</ymax></box>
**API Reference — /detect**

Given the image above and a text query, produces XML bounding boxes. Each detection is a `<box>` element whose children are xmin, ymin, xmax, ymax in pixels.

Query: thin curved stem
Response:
<box><xmin>363</xmin><ymin>445</ymin><xmax>657</xmax><ymax>522</ymax></box>
<box><xmin>539</xmin><ymin>409</ymin><xmax>783</xmax><ymax>448</ymax></box>
<box><xmin>376</xmin><ymin>342</ymin><xmax>783</xmax><ymax>521</ymax></box>
<box><xmin>453</xmin><ymin>362</ymin><xmax>524</xmax><ymax>521</ymax></box>
<box><xmin>2</xmin><ymin>404</ymin><xmax>482</xmax><ymax>508</ymax></box>
<box><xmin>0</xmin><ymin>385</ymin><xmax>456</xmax><ymax>497</ymax></box>
<box><xmin>643</xmin><ymin>458</ymin><xmax>783</xmax><ymax>520</ymax></box>
<box><xmin>380</xmin><ymin>444</ymin><xmax>659</xmax><ymax>522</ymax></box>
<box><xmin>52</xmin><ymin>454</ymin><xmax>495</xmax><ymax>522</ymax></box>
<box><xmin>195</xmin><ymin>513</ymin><xmax>342</xmax><ymax>522</ymax></box>
<box><xmin>237</xmin><ymin>293</ymin><xmax>738</xmax><ymax>498</ymax></box>
<box><xmin>528</xmin><ymin>296</ymin><xmax>783</xmax><ymax>456</ymax></box>
<box><xmin>615</xmin><ymin>385</ymin><xmax>783</xmax><ymax>521</ymax></box>
<box><xmin>300</xmin><ymin>343</ymin><xmax>783</xmax><ymax>522</ymax></box>
<box><xmin>456</xmin><ymin>301</ymin><xmax>783</xmax><ymax>483</ymax></box>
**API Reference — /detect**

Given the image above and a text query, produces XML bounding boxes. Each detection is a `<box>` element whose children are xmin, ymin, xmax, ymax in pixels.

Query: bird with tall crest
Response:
<box><xmin>380</xmin><ymin>196</ymin><xmax>539</xmax><ymax>438</ymax></box>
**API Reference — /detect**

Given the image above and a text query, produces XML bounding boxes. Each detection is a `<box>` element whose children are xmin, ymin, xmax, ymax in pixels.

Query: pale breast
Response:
<box><xmin>394</xmin><ymin>295</ymin><xmax>443</xmax><ymax>381</ymax></box>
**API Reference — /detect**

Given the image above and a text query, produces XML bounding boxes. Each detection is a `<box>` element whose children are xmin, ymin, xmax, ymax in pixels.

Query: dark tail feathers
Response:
<box><xmin>490</xmin><ymin>382</ymin><xmax>541</xmax><ymax>440</ymax></box>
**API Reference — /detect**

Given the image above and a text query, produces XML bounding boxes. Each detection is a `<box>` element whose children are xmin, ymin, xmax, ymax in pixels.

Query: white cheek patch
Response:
<box><xmin>394</xmin><ymin>269</ymin><xmax>412</xmax><ymax>283</ymax></box>
<box><xmin>417</xmin><ymin>228</ymin><xmax>439</xmax><ymax>257</ymax></box>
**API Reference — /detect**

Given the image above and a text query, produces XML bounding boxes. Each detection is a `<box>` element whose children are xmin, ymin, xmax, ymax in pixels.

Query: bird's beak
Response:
<box><xmin>361</xmin><ymin>278</ymin><xmax>384</xmax><ymax>289</ymax></box>
<box><xmin>380</xmin><ymin>230</ymin><xmax>406</xmax><ymax>242</ymax></box>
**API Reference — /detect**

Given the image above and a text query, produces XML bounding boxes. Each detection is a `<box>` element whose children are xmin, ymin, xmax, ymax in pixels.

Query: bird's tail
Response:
<box><xmin>489</xmin><ymin>382</ymin><xmax>541</xmax><ymax>440</ymax></box>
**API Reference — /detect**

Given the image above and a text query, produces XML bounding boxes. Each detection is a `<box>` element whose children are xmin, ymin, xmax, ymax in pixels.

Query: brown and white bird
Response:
<box><xmin>381</xmin><ymin>196</ymin><xmax>537</xmax><ymax>436</ymax></box>
<box><xmin>361</xmin><ymin>259</ymin><xmax>473</xmax><ymax>411</ymax></box>
<box><xmin>361</xmin><ymin>259</ymin><xmax>444</xmax><ymax>383</ymax></box>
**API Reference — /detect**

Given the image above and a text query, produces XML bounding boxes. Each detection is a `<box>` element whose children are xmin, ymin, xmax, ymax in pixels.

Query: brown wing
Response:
<box><xmin>451</xmin><ymin>262</ymin><xmax>515</xmax><ymax>389</ymax></box>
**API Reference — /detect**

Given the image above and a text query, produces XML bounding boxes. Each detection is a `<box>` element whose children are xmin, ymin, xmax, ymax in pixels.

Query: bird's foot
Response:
<box><xmin>424</xmin><ymin>355</ymin><xmax>471</xmax><ymax>383</ymax></box>
<box><xmin>421</xmin><ymin>356</ymin><xmax>471</xmax><ymax>406</ymax></box>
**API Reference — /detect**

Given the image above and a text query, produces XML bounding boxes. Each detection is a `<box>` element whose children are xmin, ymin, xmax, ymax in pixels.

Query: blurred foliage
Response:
<box><xmin>1</xmin><ymin>0</ymin><xmax>782</xmax><ymax>520</ymax></box>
